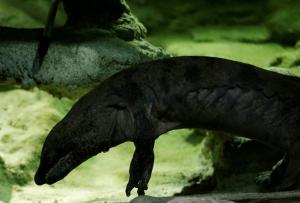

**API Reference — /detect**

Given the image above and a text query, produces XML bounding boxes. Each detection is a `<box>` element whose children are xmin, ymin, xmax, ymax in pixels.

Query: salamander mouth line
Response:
<box><xmin>44</xmin><ymin>149</ymin><xmax>107</xmax><ymax>184</ymax></box>
<box><xmin>44</xmin><ymin>151</ymin><xmax>75</xmax><ymax>184</ymax></box>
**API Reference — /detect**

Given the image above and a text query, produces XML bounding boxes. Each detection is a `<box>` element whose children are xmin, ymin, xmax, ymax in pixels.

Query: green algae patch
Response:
<box><xmin>0</xmin><ymin>158</ymin><xmax>12</xmax><ymax>203</ymax></box>
<box><xmin>190</xmin><ymin>26</ymin><xmax>270</xmax><ymax>43</ymax></box>
<box><xmin>0</xmin><ymin>88</ymin><xmax>73</xmax><ymax>193</ymax></box>
<box><xmin>148</xmin><ymin>32</ymin><xmax>299</xmax><ymax>69</ymax></box>
<box><xmin>163</xmin><ymin>40</ymin><xmax>284</xmax><ymax>68</ymax></box>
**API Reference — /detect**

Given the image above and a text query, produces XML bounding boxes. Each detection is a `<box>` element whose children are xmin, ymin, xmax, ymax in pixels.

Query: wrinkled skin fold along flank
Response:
<box><xmin>35</xmin><ymin>56</ymin><xmax>300</xmax><ymax>196</ymax></box>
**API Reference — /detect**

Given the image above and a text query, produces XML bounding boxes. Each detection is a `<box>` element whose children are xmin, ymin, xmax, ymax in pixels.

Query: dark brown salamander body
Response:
<box><xmin>35</xmin><ymin>56</ymin><xmax>300</xmax><ymax>196</ymax></box>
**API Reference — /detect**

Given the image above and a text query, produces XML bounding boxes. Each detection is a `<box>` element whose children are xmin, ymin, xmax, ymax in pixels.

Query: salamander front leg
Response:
<box><xmin>126</xmin><ymin>140</ymin><xmax>155</xmax><ymax>196</ymax></box>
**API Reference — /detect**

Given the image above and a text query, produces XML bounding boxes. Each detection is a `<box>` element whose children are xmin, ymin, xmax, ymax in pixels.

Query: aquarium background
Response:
<box><xmin>0</xmin><ymin>0</ymin><xmax>299</xmax><ymax>202</ymax></box>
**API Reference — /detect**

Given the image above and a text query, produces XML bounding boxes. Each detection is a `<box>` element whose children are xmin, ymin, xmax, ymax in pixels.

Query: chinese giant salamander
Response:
<box><xmin>34</xmin><ymin>56</ymin><xmax>300</xmax><ymax>196</ymax></box>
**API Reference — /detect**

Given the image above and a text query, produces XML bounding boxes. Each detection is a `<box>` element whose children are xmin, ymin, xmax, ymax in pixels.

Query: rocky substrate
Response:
<box><xmin>0</xmin><ymin>27</ymin><xmax>167</xmax><ymax>96</ymax></box>
<box><xmin>0</xmin><ymin>0</ymin><xmax>167</xmax><ymax>96</ymax></box>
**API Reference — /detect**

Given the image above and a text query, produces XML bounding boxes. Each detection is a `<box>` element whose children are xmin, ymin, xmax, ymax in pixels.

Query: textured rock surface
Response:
<box><xmin>0</xmin><ymin>0</ymin><xmax>166</xmax><ymax>95</ymax></box>
<box><xmin>0</xmin><ymin>27</ymin><xmax>166</xmax><ymax>95</ymax></box>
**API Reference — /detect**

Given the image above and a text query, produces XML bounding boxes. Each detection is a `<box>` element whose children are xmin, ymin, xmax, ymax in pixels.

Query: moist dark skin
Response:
<box><xmin>35</xmin><ymin>56</ymin><xmax>300</xmax><ymax>196</ymax></box>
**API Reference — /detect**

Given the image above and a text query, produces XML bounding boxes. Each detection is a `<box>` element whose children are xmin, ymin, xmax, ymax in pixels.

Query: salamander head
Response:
<box><xmin>34</xmin><ymin>92</ymin><xmax>136</xmax><ymax>185</ymax></box>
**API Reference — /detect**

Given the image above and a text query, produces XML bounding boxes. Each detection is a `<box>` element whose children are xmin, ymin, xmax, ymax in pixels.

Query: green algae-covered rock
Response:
<box><xmin>0</xmin><ymin>88</ymin><xmax>73</xmax><ymax>175</ymax></box>
<box><xmin>0</xmin><ymin>0</ymin><xmax>167</xmax><ymax>96</ymax></box>
<box><xmin>0</xmin><ymin>88</ymin><xmax>73</xmax><ymax>203</ymax></box>
<box><xmin>0</xmin><ymin>29</ymin><xmax>166</xmax><ymax>95</ymax></box>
